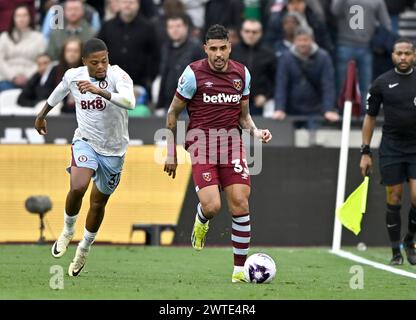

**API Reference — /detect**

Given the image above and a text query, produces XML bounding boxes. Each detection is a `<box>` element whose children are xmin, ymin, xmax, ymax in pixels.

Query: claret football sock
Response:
<box><xmin>232</xmin><ymin>214</ymin><xmax>251</xmax><ymax>268</ymax></box>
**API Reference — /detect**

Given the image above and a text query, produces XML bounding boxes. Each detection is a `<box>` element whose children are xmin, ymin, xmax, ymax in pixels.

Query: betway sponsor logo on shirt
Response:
<box><xmin>203</xmin><ymin>93</ymin><xmax>242</xmax><ymax>104</ymax></box>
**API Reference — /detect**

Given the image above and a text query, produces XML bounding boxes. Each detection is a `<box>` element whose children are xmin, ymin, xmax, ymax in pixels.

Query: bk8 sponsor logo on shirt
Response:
<box><xmin>80</xmin><ymin>97</ymin><xmax>107</xmax><ymax>111</ymax></box>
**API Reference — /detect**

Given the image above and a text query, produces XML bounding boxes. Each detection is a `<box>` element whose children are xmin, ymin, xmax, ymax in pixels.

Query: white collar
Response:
<box><xmin>394</xmin><ymin>67</ymin><xmax>414</xmax><ymax>75</ymax></box>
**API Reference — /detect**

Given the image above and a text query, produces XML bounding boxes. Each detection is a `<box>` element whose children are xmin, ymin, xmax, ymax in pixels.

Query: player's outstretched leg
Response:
<box><xmin>191</xmin><ymin>185</ymin><xmax>221</xmax><ymax>251</ymax></box>
<box><xmin>225</xmin><ymin>184</ymin><xmax>251</xmax><ymax>283</ymax></box>
<box><xmin>69</xmin><ymin>183</ymin><xmax>109</xmax><ymax>276</ymax></box>
<box><xmin>52</xmin><ymin>167</ymin><xmax>93</xmax><ymax>258</ymax></box>
<box><xmin>231</xmin><ymin>214</ymin><xmax>251</xmax><ymax>283</ymax></box>
<box><xmin>403</xmin><ymin>205</ymin><xmax>416</xmax><ymax>265</ymax></box>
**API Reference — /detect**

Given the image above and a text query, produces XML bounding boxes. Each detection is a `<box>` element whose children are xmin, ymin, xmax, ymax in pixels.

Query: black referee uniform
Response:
<box><xmin>367</xmin><ymin>68</ymin><xmax>416</xmax><ymax>185</ymax></box>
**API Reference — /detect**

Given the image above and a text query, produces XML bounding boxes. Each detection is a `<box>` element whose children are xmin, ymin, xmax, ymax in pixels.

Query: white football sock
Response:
<box><xmin>196</xmin><ymin>202</ymin><xmax>209</xmax><ymax>224</ymax></box>
<box><xmin>79</xmin><ymin>228</ymin><xmax>97</xmax><ymax>251</ymax></box>
<box><xmin>63</xmin><ymin>211</ymin><xmax>78</xmax><ymax>235</ymax></box>
<box><xmin>233</xmin><ymin>266</ymin><xmax>244</xmax><ymax>273</ymax></box>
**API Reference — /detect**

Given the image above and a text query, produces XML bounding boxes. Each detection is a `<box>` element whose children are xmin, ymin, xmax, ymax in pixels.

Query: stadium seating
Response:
<box><xmin>0</xmin><ymin>89</ymin><xmax>62</xmax><ymax>116</ymax></box>
<box><xmin>130</xmin><ymin>223</ymin><xmax>176</xmax><ymax>246</ymax></box>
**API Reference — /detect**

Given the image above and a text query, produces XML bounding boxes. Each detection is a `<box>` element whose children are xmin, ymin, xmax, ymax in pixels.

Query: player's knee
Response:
<box><xmin>201</xmin><ymin>201</ymin><xmax>221</xmax><ymax>217</ymax></box>
<box><xmin>70</xmin><ymin>184</ymin><xmax>89</xmax><ymax>198</ymax></box>
<box><xmin>229</xmin><ymin>196</ymin><xmax>249</xmax><ymax>214</ymax></box>
<box><xmin>387</xmin><ymin>191</ymin><xmax>402</xmax><ymax>205</ymax></box>
<box><xmin>90</xmin><ymin>199</ymin><xmax>107</xmax><ymax>212</ymax></box>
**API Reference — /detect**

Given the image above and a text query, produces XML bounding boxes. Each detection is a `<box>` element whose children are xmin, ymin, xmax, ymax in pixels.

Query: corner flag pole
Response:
<box><xmin>332</xmin><ymin>60</ymin><xmax>357</xmax><ymax>252</ymax></box>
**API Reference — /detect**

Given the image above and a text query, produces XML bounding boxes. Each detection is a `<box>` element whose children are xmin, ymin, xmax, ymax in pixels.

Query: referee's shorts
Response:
<box><xmin>379</xmin><ymin>136</ymin><xmax>416</xmax><ymax>186</ymax></box>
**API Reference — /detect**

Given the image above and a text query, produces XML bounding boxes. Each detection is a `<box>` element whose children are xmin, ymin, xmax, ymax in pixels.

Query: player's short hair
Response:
<box><xmin>393</xmin><ymin>38</ymin><xmax>415</xmax><ymax>51</ymax></box>
<box><xmin>205</xmin><ymin>24</ymin><xmax>229</xmax><ymax>44</ymax></box>
<box><xmin>294</xmin><ymin>26</ymin><xmax>314</xmax><ymax>39</ymax></box>
<box><xmin>82</xmin><ymin>38</ymin><xmax>108</xmax><ymax>58</ymax></box>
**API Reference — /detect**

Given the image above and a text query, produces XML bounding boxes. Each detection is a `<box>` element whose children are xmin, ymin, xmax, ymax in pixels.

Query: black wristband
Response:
<box><xmin>360</xmin><ymin>144</ymin><xmax>371</xmax><ymax>155</ymax></box>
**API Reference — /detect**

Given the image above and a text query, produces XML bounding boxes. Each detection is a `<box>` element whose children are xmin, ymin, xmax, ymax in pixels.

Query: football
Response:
<box><xmin>244</xmin><ymin>253</ymin><xmax>276</xmax><ymax>283</ymax></box>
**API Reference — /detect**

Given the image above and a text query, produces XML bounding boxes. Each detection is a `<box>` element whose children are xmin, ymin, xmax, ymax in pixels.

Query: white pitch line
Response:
<box><xmin>331</xmin><ymin>249</ymin><xmax>416</xmax><ymax>279</ymax></box>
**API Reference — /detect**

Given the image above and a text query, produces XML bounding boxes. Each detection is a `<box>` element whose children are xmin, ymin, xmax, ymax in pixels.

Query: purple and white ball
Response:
<box><xmin>244</xmin><ymin>253</ymin><xmax>276</xmax><ymax>283</ymax></box>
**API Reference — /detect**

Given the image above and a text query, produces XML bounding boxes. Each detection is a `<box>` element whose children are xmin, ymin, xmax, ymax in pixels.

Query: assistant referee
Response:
<box><xmin>360</xmin><ymin>38</ymin><xmax>416</xmax><ymax>266</ymax></box>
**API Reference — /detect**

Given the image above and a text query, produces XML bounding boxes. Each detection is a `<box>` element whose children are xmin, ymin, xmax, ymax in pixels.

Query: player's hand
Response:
<box><xmin>324</xmin><ymin>111</ymin><xmax>340</xmax><ymax>122</ymax></box>
<box><xmin>360</xmin><ymin>154</ymin><xmax>372</xmax><ymax>177</ymax></box>
<box><xmin>77</xmin><ymin>80</ymin><xmax>100</xmax><ymax>95</ymax></box>
<box><xmin>254</xmin><ymin>129</ymin><xmax>272</xmax><ymax>143</ymax></box>
<box><xmin>35</xmin><ymin>117</ymin><xmax>47</xmax><ymax>135</ymax></box>
<box><xmin>272</xmin><ymin>110</ymin><xmax>286</xmax><ymax>120</ymax></box>
<box><xmin>164</xmin><ymin>156</ymin><xmax>178</xmax><ymax>179</ymax></box>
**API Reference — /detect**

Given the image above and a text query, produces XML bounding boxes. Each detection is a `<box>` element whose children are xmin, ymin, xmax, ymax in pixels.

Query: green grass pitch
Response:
<box><xmin>1</xmin><ymin>245</ymin><xmax>415</xmax><ymax>299</ymax></box>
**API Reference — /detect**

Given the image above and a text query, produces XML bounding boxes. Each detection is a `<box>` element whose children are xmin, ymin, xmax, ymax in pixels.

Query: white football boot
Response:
<box><xmin>68</xmin><ymin>246</ymin><xmax>89</xmax><ymax>277</ymax></box>
<box><xmin>51</xmin><ymin>231</ymin><xmax>73</xmax><ymax>258</ymax></box>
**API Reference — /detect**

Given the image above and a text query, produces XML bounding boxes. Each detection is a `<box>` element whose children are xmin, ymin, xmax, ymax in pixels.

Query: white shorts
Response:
<box><xmin>67</xmin><ymin>139</ymin><xmax>125</xmax><ymax>195</ymax></box>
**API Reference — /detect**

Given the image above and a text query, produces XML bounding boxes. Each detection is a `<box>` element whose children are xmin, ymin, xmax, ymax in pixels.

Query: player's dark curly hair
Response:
<box><xmin>82</xmin><ymin>38</ymin><xmax>108</xmax><ymax>58</ymax></box>
<box><xmin>205</xmin><ymin>24</ymin><xmax>229</xmax><ymax>44</ymax></box>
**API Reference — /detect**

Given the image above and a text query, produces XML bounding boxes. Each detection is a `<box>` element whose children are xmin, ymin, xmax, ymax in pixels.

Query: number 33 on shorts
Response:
<box><xmin>232</xmin><ymin>159</ymin><xmax>249</xmax><ymax>179</ymax></box>
<box><xmin>108</xmin><ymin>172</ymin><xmax>121</xmax><ymax>189</ymax></box>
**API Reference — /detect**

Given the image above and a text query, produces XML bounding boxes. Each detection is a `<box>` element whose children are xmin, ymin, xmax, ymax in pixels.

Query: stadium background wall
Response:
<box><xmin>0</xmin><ymin>144</ymin><xmax>402</xmax><ymax>246</ymax></box>
<box><xmin>174</xmin><ymin>148</ymin><xmax>405</xmax><ymax>247</ymax></box>
<box><xmin>0</xmin><ymin>115</ymin><xmax>294</xmax><ymax>146</ymax></box>
<box><xmin>0</xmin><ymin>145</ymin><xmax>191</xmax><ymax>244</ymax></box>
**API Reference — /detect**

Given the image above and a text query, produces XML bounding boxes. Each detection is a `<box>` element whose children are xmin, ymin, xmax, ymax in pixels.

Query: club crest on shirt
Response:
<box><xmin>233</xmin><ymin>79</ymin><xmax>242</xmax><ymax>91</ymax></box>
<box><xmin>78</xmin><ymin>155</ymin><xmax>88</xmax><ymax>162</ymax></box>
<box><xmin>99</xmin><ymin>80</ymin><xmax>108</xmax><ymax>89</ymax></box>
<box><xmin>202</xmin><ymin>172</ymin><xmax>212</xmax><ymax>182</ymax></box>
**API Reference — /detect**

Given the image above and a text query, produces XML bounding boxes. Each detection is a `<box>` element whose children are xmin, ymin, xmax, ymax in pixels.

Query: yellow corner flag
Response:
<box><xmin>336</xmin><ymin>176</ymin><xmax>369</xmax><ymax>235</ymax></box>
